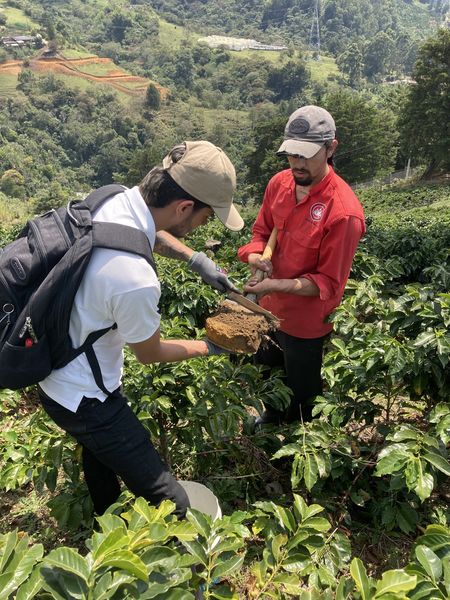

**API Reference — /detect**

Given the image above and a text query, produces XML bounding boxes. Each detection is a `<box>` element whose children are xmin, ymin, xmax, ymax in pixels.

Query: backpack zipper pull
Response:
<box><xmin>19</xmin><ymin>316</ymin><xmax>38</xmax><ymax>342</ymax></box>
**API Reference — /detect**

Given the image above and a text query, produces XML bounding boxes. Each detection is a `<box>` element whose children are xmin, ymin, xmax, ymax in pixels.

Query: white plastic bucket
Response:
<box><xmin>178</xmin><ymin>480</ymin><xmax>222</xmax><ymax>521</ymax></box>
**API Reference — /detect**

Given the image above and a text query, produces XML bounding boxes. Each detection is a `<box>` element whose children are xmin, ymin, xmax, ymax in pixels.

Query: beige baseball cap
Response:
<box><xmin>162</xmin><ymin>140</ymin><xmax>244</xmax><ymax>231</ymax></box>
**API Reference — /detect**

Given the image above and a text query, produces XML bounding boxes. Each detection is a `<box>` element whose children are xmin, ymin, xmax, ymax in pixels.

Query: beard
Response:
<box><xmin>293</xmin><ymin>172</ymin><xmax>313</xmax><ymax>187</ymax></box>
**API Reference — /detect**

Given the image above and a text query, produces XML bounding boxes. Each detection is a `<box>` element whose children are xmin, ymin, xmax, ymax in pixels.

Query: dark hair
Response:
<box><xmin>325</xmin><ymin>140</ymin><xmax>335</xmax><ymax>166</ymax></box>
<box><xmin>139</xmin><ymin>143</ymin><xmax>209</xmax><ymax>210</ymax></box>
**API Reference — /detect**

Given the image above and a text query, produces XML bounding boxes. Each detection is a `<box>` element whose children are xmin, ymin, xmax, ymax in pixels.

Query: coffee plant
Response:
<box><xmin>0</xmin><ymin>185</ymin><xmax>449</xmax><ymax>597</ymax></box>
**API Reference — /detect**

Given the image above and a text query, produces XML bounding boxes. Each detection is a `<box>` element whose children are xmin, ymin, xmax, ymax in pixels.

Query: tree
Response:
<box><xmin>399</xmin><ymin>28</ymin><xmax>450</xmax><ymax>172</ymax></box>
<box><xmin>337</xmin><ymin>43</ymin><xmax>363</xmax><ymax>87</ymax></box>
<box><xmin>363</xmin><ymin>31</ymin><xmax>395</xmax><ymax>80</ymax></box>
<box><xmin>267</xmin><ymin>59</ymin><xmax>309</xmax><ymax>101</ymax></box>
<box><xmin>145</xmin><ymin>83</ymin><xmax>161</xmax><ymax>111</ymax></box>
<box><xmin>173</xmin><ymin>49</ymin><xmax>194</xmax><ymax>90</ymax></box>
<box><xmin>0</xmin><ymin>169</ymin><xmax>25</xmax><ymax>199</ymax></box>
<box><xmin>322</xmin><ymin>89</ymin><xmax>398</xmax><ymax>183</ymax></box>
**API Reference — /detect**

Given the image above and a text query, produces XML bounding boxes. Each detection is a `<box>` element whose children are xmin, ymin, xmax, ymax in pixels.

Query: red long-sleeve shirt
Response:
<box><xmin>237</xmin><ymin>167</ymin><xmax>365</xmax><ymax>338</ymax></box>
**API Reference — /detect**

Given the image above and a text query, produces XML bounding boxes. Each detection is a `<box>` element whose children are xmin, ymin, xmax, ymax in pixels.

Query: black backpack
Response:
<box><xmin>0</xmin><ymin>184</ymin><xmax>156</xmax><ymax>393</ymax></box>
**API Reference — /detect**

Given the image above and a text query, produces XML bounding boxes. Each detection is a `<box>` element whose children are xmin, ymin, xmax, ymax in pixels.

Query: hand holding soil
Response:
<box><xmin>248</xmin><ymin>252</ymin><xmax>273</xmax><ymax>277</ymax></box>
<box><xmin>243</xmin><ymin>277</ymin><xmax>279</xmax><ymax>298</ymax></box>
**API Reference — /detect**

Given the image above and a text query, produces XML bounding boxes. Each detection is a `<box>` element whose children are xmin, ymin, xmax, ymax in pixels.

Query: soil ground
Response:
<box><xmin>205</xmin><ymin>299</ymin><xmax>274</xmax><ymax>353</ymax></box>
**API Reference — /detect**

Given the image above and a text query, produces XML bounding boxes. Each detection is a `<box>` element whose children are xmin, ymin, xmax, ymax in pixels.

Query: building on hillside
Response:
<box><xmin>198</xmin><ymin>35</ymin><xmax>286</xmax><ymax>52</ymax></box>
<box><xmin>1</xmin><ymin>35</ymin><xmax>43</xmax><ymax>49</ymax></box>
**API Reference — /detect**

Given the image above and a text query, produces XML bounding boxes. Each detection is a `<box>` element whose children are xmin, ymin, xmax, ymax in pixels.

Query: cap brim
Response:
<box><xmin>277</xmin><ymin>139</ymin><xmax>324</xmax><ymax>158</ymax></box>
<box><xmin>213</xmin><ymin>202</ymin><xmax>244</xmax><ymax>231</ymax></box>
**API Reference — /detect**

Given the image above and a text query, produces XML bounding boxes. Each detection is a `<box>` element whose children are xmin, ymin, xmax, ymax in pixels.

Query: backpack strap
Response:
<box><xmin>70</xmin><ymin>186</ymin><xmax>158</xmax><ymax>396</ymax></box>
<box><xmin>67</xmin><ymin>184</ymin><xmax>127</xmax><ymax>227</ymax></box>
<box><xmin>92</xmin><ymin>222</ymin><xmax>157</xmax><ymax>273</ymax></box>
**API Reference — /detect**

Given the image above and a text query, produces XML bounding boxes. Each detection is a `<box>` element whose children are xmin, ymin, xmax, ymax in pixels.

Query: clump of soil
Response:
<box><xmin>205</xmin><ymin>300</ymin><xmax>278</xmax><ymax>353</ymax></box>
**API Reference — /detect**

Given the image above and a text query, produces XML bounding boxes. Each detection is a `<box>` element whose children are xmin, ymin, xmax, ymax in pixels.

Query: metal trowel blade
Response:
<box><xmin>226</xmin><ymin>291</ymin><xmax>279</xmax><ymax>323</ymax></box>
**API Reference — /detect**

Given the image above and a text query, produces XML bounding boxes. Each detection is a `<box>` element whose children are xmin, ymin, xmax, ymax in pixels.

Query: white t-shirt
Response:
<box><xmin>39</xmin><ymin>186</ymin><xmax>160</xmax><ymax>412</ymax></box>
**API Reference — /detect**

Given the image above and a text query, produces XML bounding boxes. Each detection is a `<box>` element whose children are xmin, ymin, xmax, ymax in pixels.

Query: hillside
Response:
<box><xmin>151</xmin><ymin>0</ymin><xmax>442</xmax><ymax>50</ymax></box>
<box><xmin>0</xmin><ymin>52</ymin><xmax>168</xmax><ymax>100</ymax></box>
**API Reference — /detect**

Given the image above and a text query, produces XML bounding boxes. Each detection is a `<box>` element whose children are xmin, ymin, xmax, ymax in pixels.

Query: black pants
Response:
<box><xmin>38</xmin><ymin>387</ymin><xmax>189</xmax><ymax>518</ymax></box>
<box><xmin>255</xmin><ymin>330</ymin><xmax>327</xmax><ymax>423</ymax></box>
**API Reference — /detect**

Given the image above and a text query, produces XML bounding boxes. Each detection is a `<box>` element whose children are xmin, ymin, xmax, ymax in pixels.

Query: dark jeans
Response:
<box><xmin>38</xmin><ymin>387</ymin><xmax>189</xmax><ymax>518</ymax></box>
<box><xmin>255</xmin><ymin>330</ymin><xmax>327</xmax><ymax>423</ymax></box>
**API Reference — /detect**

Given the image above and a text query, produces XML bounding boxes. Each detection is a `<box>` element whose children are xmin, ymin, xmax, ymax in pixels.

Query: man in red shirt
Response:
<box><xmin>238</xmin><ymin>105</ymin><xmax>365</xmax><ymax>424</ymax></box>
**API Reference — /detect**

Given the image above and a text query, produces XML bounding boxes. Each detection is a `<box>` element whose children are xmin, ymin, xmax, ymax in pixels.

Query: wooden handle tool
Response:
<box><xmin>246</xmin><ymin>227</ymin><xmax>278</xmax><ymax>303</ymax></box>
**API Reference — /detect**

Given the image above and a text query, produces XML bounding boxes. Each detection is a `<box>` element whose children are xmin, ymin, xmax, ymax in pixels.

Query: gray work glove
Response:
<box><xmin>188</xmin><ymin>252</ymin><xmax>239</xmax><ymax>293</ymax></box>
<box><xmin>205</xmin><ymin>338</ymin><xmax>231</xmax><ymax>356</ymax></box>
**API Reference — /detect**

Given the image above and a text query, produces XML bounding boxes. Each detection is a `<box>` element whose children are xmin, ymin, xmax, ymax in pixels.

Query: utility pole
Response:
<box><xmin>309</xmin><ymin>0</ymin><xmax>321</xmax><ymax>60</ymax></box>
<box><xmin>405</xmin><ymin>156</ymin><xmax>411</xmax><ymax>180</ymax></box>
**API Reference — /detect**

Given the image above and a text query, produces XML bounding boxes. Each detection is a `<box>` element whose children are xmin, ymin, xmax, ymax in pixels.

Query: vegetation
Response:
<box><xmin>0</xmin><ymin>0</ymin><xmax>449</xmax><ymax>596</ymax></box>
<box><xmin>0</xmin><ymin>183</ymin><xmax>449</xmax><ymax>597</ymax></box>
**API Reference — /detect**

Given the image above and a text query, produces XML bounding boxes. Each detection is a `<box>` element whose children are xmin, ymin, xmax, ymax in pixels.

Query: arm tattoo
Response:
<box><xmin>154</xmin><ymin>231</ymin><xmax>193</xmax><ymax>262</ymax></box>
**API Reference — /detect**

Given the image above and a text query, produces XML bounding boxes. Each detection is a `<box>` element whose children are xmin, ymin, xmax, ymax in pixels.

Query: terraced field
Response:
<box><xmin>0</xmin><ymin>55</ymin><xmax>168</xmax><ymax>99</ymax></box>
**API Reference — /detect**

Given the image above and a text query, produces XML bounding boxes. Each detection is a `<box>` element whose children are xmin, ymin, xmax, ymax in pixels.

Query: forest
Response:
<box><xmin>0</xmin><ymin>0</ymin><xmax>449</xmax><ymax>598</ymax></box>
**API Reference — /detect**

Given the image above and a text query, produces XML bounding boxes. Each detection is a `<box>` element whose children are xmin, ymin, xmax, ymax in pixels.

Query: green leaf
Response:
<box><xmin>0</xmin><ymin>530</ymin><xmax>18</xmax><ymax>572</ymax></box>
<box><xmin>186</xmin><ymin>508</ymin><xmax>211</xmax><ymax>538</ymax></box>
<box><xmin>93</xmin><ymin>572</ymin><xmax>135</xmax><ymax>600</ymax></box>
<box><xmin>43</xmin><ymin>548</ymin><xmax>90</xmax><ymax>583</ymax></box>
<box><xmin>210</xmin><ymin>584</ymin><xmax>238</xmax><ymax>600</ymax></box>
<box><xmin>390</xmin><ymin>427</ymin><xmax>421</xmax><ymax>442</ymax></box>
<box><xmin>211</xmin><ymin>554</ymin><xmax>244</xmax><ymax>580</ymax></box>
<box><xmin>304</xmin><ymin>453</ymin><xmax>319</xmax><ymax>490</ymax></box>
<box><xmin>182</xmin><ymin>540</ymin><xmax>208</xmax><ymax>566</ymax></box>
<box><xmin>15</xmin><ymin>567</ymin><xmax>44</xmax><ymax>600</ymax></box>
<box><xmin>350</xmin><ymin>558</ymin><xmax>371</xmax><ymax>600</ymax></box>
<box><xmin>414</xmin><ymin>331</ymin><xmax>436</xmax><ymax>348</ymax></box>
<box><xmin>407</xmin><ymin>459</ymin><xmax>435</xmax><ymax>502</ymax></box>
<box><xmin>140</xmin><ymin>546</ymin><xmax>178</xmax><ymax>571</ymax></box>
<box><xmin>374</xmin><ymin>570</ymin><xmax>417</xmax><ymax>597</ymax></box>
<box><xmin>272</xmin><ymin>572</ymin><xmax>302</xmax><ymax>594</ymax></box>
<box><xmin>415</xmin><ymin>545</ymin><xmax>442</xmax><ymax>583</ymax></box>
<box><xmin>170</xmin><ymin>521</ymin><xmax>197</xmax><ymax>541</ymax></box>
<box><xmin>273</xmin><ymin>506</ymin><xmax>296</xmax><ymax>532</ymax></box>
<box><xmin>270</xmin><ymin>534</ymin><xmax>287</xmax><ymax>561</ymax></box>
<box><xmin>443</xmin><ymin>556</ymin><xmax>450</xmax><ymax>594</ymax></box>
<box><xmin>282</xmin><ymin>552</ymin><xmax>311</xmax><ymax>574</ymax></box>
<box><xmin>302</xmin><ymin>517</ymin><xmax>331</xmax><ymax>532</ymax></box>
<box><xmin>423</xmin><ymin>452</ymin><xmax>450</xmax><ymax>477</ymax></box>
<box><xmin>375</xmin><ymin>445</ymin><xmax>409</xmax><ymax>476</ymax></box>
<box><xmin>92</xmin><ymin>529</ymin><xmax>129</xmax><ymax>563</ymax></box>
<box><xmin>100</xmin><ymin>550</ymin><xmax>148</xmax><ymax>581</ymax></box>
<box><xmin>0</xmin><ymin>543</ymin><xmax>44</xmax><ymax>598</ymax></box>
<box><xmin>154</xmin><ymin>591</ymin><xmax>195</xmax><ymax>600</ymax></box>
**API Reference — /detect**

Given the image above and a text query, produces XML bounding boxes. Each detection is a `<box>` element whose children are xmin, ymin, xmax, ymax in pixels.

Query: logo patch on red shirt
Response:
<box><xmin>310</xmin><ymin>203</ymin><xmax>326</xmax><ymax>221</ymax></box>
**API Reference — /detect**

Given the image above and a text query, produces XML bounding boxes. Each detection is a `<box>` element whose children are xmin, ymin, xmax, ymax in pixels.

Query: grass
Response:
<box><xmin>60</xmin><ymin>48</ymin><xmax>97</xmax><ymax>60</ymax></box>
<box><xmin>306</xmin><ymin>52</ymin><xmax>340</xmax><ymax>82</ymax></box>
<box><xmin>72</xmin><ymin>62</ymin><xmax>122</xmax><ymax>77</ymax></box>
<box><xmin>195</xmin><ymin>106</ymin><xmax>250</xmax><ymax>130</ymax></box>
<box><xmin>0</xmin><ymin>72</ymin><xmax>19</xmax><ymax>97</ymax></box>
<box><xmin>119</xmin><ymin>80</ymin><xmax>148</xmax><ymax>90</ymax></box>
<box><xmin>157</xmin><ymin>16</ymin><xmax>200</xmax><ymax>48</ymax></box>
<box><xmin>0</xmin><ymin>195</ymin><xmax>32</xmax><ymax>227</ymax></box>
<box><xmin>238</xmin><ymin>48</ymin><xmax>284</xmax><ymax>63</ymax></box>
<box><xmin>1</xmin><ymin>6</ymin><xmax>39</xmax><ymax>32</ymax></box>
<box><xmin>53</xmin><ymin>73</ymin><xmax>131</xmax><ymax>103</ymax></box>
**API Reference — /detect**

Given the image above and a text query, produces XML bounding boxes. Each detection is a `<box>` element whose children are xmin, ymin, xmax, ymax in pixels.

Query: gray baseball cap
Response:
<box><xmin>277</xmin><ymin>105</ymin><xmax>336</xmax><ymax>158</ymax></box>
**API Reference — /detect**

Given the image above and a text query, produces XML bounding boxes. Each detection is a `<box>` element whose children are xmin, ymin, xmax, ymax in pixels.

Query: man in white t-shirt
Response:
<box><xmin>38</xmin><ymin>141</ymin><xmax>244</xmax><ymax>519</ymax></box>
